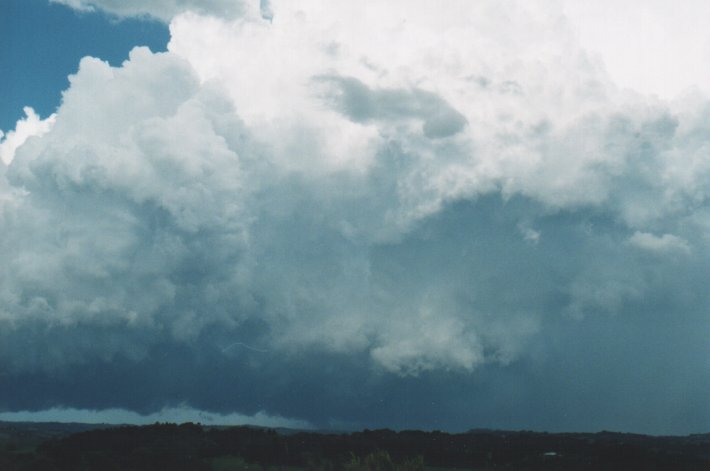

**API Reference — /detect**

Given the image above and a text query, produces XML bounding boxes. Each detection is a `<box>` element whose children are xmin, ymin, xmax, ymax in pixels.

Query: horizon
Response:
<box><xmin>2</xmin><ymin>417</ymin><xmax>708</xmax><ymax>438</ymax></box>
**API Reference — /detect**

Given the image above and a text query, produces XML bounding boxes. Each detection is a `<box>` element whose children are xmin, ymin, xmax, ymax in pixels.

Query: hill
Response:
<box><xmin>1</xmin><ymin>421</ymin><xmax>709</xmax><ymax>470</ymax></box>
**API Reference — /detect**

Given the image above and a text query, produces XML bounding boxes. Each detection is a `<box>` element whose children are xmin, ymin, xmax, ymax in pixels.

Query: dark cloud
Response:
<box><xmin>3</xmin><ymin>193</ymin><xmax>710</xmax><ymax>433</ymax></box>
<box><xmin>318</xmin><ymin>76</ymin><xmax>468</xmax><ymax>138</ymax></box>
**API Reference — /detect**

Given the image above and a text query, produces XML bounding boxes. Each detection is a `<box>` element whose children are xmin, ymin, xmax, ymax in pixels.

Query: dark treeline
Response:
<box><xmin>3</xmin><ymin>422</ymin><xmax>710</xmax><ymax>470</ymax></box>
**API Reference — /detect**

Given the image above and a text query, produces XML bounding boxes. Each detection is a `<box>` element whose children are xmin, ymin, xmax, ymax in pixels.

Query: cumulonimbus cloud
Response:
<box><xmin>3</xmin><ymin>1</ymin><xmax>710</xmax><ymax>430</ymax></box>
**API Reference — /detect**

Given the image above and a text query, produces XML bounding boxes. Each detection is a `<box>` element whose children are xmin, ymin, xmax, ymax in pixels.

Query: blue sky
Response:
<box><xmin>0</xmin><ymin>0</ymin><xmax>168</xmax><ymax>130</ymax></box>
<box><xmin>2</xmin><ymin>0</ymin><xmax>710</xmax><ymax>435</ymax></box>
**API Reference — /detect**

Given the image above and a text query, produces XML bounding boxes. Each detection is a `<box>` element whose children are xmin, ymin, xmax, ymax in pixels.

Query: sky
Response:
<box><xmin>1</xmin><ymin>0</ymin><xmax>710</xmax><ymax>435</ymax></box>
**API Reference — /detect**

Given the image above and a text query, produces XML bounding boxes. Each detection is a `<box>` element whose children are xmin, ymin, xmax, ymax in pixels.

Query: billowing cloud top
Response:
<box><xmin>0</xmin><ymin>108</ymin><xmax>56</xmax><ymax>165</ymax></box>
<box><xmin>3</xmin><ymin>0</ymin><xmax>710</xmax><ymax>433</ymax></box>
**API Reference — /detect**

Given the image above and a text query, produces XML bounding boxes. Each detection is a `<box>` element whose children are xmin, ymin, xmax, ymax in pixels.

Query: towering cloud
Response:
<box><xmin>0</xmin><ymin>108</ymin><xmax>56</xmax><ymax>165</ymax></box>
<box><xmin>3</xmin><ymin>0</ymin><xmax>710</xmax><ymax>433</ymax></box>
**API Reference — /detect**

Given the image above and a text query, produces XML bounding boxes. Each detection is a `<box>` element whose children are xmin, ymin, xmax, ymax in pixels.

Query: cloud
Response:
<box><xmin>3</xmin><ymin>0</ymin><xmax>710</xmax><ymax>433</ymax></box>
<box><xmin>0</xmin><ymin>107</ymin><xmax>56</xmax><ymax>165</ymax></box>
<box><xmin>628</xmin><ymin>231</ymin><xmax>691</xmax><ymax>254</ymax></box>
<box><xmin>317</xmin><ymin>76</ymin><xmax>468</xmax><ymax>139</ymax></box>
<box><xmin>0</xmin><ymin>405</ymin><xmax>311</xmax><ymax>428</ymax></box>
<box><xmin>50</xmin><ymin>0</ymin><xmax>249</xmax><ymax>22</ymax></box>
<box><xmin>562</xmin><ymin>0</ymin><xmax>710</xmax><ymax>99</ymax></box>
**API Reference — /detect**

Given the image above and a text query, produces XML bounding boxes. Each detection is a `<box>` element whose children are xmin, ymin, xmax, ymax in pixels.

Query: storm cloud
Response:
<box><xmin>2</xmin><ymin>0</ymin><xmax>710</xmax><ymax>434</ymax></box>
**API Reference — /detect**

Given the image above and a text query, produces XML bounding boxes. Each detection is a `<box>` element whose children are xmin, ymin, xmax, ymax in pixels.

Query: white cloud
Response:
<box><xmin>0</xmin><ymin>107</ymin><xmax>56</xmax><ymax>165</ymax></box>
<box><xmin>50</xmin><ymin>0</ymin><xmax>250</xmax><ymax>22</ymax></box>
<box><xmin>562</xmin><ymin>0</ymin><xmax>710</xmax><ymax>99</ymax></box>
<box><xmin>518</xmin><ymin>223</ymin><xmax>542</xmax><ymax>244</ymax></box>
<box><xmin>628</xmin><ymin>231</ymin><xmax>691</xmax><ymax>254</ymax></box>
<box><xmin>0</xmin><ymin>405</ymin><xmax>311</xmax><ymax>428</ymax></box>
<box><xmin>166</xmin><ymin>0</ymin><xmax>710</xmax><ymax>224</ymax></box>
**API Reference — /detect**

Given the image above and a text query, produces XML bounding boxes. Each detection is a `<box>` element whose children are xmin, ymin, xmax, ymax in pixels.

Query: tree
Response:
<box><xmin>343</xmin><ymin>451</ymin><xmax>424</xmax><ymax>471</ymax></box>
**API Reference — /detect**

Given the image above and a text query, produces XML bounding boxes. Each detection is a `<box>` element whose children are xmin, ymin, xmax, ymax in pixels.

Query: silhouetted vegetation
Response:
<box><xmin>1</xmin><ymin>421</ymin><xmax>709</xmax><ymax>470</ymax></box>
